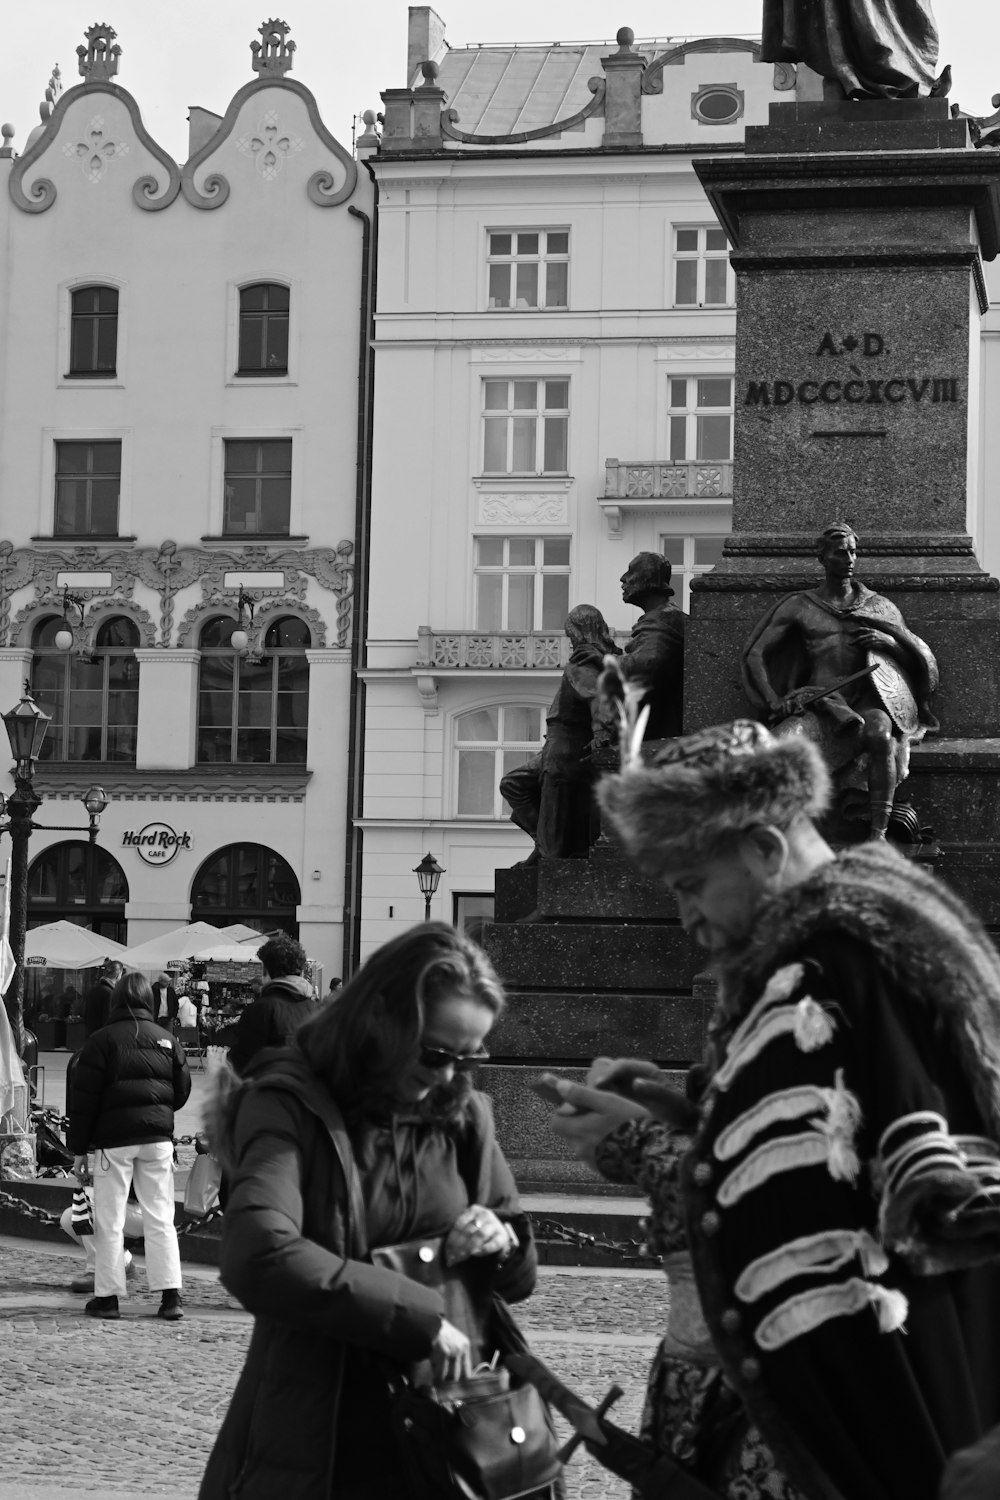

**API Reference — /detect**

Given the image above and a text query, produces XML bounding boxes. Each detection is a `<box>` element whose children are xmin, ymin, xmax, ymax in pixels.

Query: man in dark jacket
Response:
<box><xmin>82</xmin><ymin>959</ymin><xmax>122</xmax><ymax>1038</ymax></box>
<box><xmin>228</xmin><ymin>933</ymin><xmax>317</xmax><ymax>1076</ymax></box>
<box><xmin>69</xmin><ymin>971</ymin><xmax>191</xmax><ymax>1322</ymax></box>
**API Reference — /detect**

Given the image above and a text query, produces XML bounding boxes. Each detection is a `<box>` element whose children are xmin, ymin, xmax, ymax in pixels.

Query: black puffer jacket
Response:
<box><xmin>67</xmin><ymin>996</ymin><xmax>191</xmax><ymax>1153</ymax></box>
<box><xmin>228</xmin><ymin>974</ymin><xmax>319</xmax><ymax>1076</ymax></box>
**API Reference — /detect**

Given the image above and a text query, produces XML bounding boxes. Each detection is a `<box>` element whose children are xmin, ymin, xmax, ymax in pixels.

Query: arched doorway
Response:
<box><xmin>190</xmin><ymin>843</ymin><xmax>300</xmax><ymax>937</ymax></box>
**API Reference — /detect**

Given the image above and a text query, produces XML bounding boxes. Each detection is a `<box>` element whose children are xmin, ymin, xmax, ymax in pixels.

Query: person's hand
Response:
<box><xmin>585</xmin><ymin>1059</ymin><xmax>698</xmax><ymax>1130</ymax></box>
<box><xmin>444</xmin><ymin>1204</ymin><xmax>510</xmax><ymax>1265</ymax></box>
<box><xmin>429</xmin><ymin>1317</ymin><xmax>473</xmax><ymax>1384</ymax></box>
<box><xmin>73</xmin><ymin>1155</ymin><xmax>90</xmax><ymax>1185</ymax></box>
<box><xmin>855</xmin><ymin>628</ymin><xmax>893</xmax><ymax>653</ymax></box>
<box><xmin>542</xmin><ymin>1074</ymin><xmax>650</xmax><ymax>1165</ymax></box>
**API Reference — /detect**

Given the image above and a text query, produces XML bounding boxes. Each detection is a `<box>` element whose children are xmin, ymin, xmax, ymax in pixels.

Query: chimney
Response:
<box><xmin>187</xmin><ymin>106</ymin><xmax>223</xmax><ymax>158</ymax></box>
<box><xmin>407</xmin><ymin>6</ymin><xmax>447</xmax><ymax>87</ymax></box>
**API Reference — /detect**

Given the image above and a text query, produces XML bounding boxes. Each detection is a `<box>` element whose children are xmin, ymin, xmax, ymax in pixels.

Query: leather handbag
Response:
<box><xmin>389</xmin><ymin>1362</ymin><xmax>562</xmax><ymax>1500</ymax></box>
<box><xmin>340</xmin><ymin>1135</ymin><xmax>562</xmax><ymax>1498</ymax></box>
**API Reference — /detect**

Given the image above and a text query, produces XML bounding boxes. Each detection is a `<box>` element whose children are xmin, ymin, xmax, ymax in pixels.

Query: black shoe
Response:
<box><xmin>84</xmin><ymin>1295</ymin><xmax>120</xmax><ymax>1320</ymax></box>
<box><xmin>158</xmin><ymin>1289</ymin><xmax>183</xmax><ymax>1321</ymax></box>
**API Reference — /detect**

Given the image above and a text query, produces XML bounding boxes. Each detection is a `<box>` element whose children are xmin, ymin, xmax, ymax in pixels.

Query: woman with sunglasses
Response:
<box><xmin>199</xmin><ymin>922</ymin><xmax>537</xmax><ymax>1500</ymax></box>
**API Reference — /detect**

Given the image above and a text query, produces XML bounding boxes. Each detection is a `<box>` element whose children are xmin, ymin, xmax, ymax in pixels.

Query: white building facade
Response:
<box><xmin>358</xmin><ymin>17</ymin><xmax>801</xmax><ymax>955</ymax></box>
<box><xmin>358</xmin><ymin>11</ymin><xmax>1000</xmax><ymax>959</ymax></box>
<box><xmin>0</xmin><ymin>20</ymin><xmax>370</xmax><ymax>976</ymax></box>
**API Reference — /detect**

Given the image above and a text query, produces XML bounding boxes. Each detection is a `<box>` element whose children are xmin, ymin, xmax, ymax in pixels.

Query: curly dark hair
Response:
<box><xmin>258</xmin><ymin>933</ymin><xmax>307</xmax><ymax>979</ymax></box>
<box><xmin>296</xmin><ymin>922</ymin><xmax>504</xmax><ymax>1124</ymax></box>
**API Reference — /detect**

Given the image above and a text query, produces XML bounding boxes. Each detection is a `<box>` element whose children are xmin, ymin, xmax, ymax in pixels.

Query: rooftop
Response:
<box><xmin>422</xmin><ymin>33</ymin><xmax>761</xmax><ymax>138</ymax></box>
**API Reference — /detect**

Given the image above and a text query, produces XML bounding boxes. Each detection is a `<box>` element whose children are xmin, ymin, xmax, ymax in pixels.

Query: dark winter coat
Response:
<box><xmin>82</xmin><ymin>977</ymin><xmax>113</xmax><ymax>1038</ymax></box>
<box><xmin>199</xmin><ymin>1047</ymin><xmax>537</xmax><ymax>1500</ymax></box>
<box><xmin>227</xmin><ymin>974</ymin><xmax>318</xmax><ymax>1075</ymax></box>
<box><xmin>67</xmin><ymin>997</ymin><xmax>191</xmax><ymax>1154</ymax></box>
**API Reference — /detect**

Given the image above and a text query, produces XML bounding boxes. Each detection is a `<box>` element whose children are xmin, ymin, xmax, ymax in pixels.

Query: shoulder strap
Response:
<box><xmin>247</xmin><ymin>1067</ymin><xmax>369</xmax><ymax>1260</ymax></box>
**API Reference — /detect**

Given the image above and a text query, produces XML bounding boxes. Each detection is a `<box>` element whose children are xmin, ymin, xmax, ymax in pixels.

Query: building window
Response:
<box><xmin>68</xmin><ymin>286</ymin><xmax>119</xmax><ymax>377</ymax></box>
<box><xmin>32</xmin><ymin>615</ymin><xmax>139</xmax><ymax>762</ymax></box>
<box><xmin>28</xmin><ymin>841</ymin><xmax>129</xmax><ymax>945</ymax></box>
<box><xmin>673</xmin><ymin>226</ymin><xmax>733</xmax><ymax>306</ymax></box>
<box><xmin>667</xmin><ymin>377</ymin><xmax>734</xmax><ymax>461</ymax></box>
<box><xmin>455</xmin><ymin>704</ymin><xmax>545</xmax><ymax>818</ymax></box>
<box><xmin>482</xmin><ymin>379</ymin><xmax>569</xmax><ymax>474</ymax></box>
<box><xmin>190</xmin><ymin>842</ymin><xmax>301</xmax><ymax>937</ymax></box>
<box><xmin>474</xmin><ymin>536</ymin><xmax>570</xmax><ymax>631</ymax></box>
<box><xmin>197</xmin><ymin>614</ymin><xmax>310</xmax><ymax>765</ymax></box>
<box><xmin>453</xmin><ymin>892</ymin><xmax>495</xmax><ymax>945</ymax></box>
<box><xmin>54</xmin><ymin>440</ymin><xmax>121</xmax><ymax>537</ymax></box>
<box><xmin>223</xmin><ymin>438</ymin><xmax>292</xmax><ymax>535</ymax></box>
<box><xmin>660</xmin><ymin>534</ymin><xmax>728</xmax><ymax>612</ymax></box>
<box><xmin>237</xmin><ymin>283</ymin><xmax>289</xmax><ymax>375</ymax></box>
<box><xmin>487</xmin><ymin>230</ymin><xmax>569</xmax><ymax>310</ymax></box>
<box><xmin>691</xmin><ymin>86</ymin><xmax>743</xmax><ymax>125</ymax></box>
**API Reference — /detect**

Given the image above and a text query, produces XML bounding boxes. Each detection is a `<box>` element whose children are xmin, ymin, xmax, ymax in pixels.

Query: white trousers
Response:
<box><xmin>93</xmin><ymin>1141</ymin><xmax>182</xmax><ymax>1298</ymax></box>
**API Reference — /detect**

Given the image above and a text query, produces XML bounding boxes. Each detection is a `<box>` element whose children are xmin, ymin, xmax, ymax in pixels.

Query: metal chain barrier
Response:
<box><xmin>531</xmin><ymin>1215</ymin><xmax>659</xmax><ymax>1263</ymax></box>
<box><xmin>0</xmin><ymin>1186</ymin><xmax>63</xmax><ymax>1227</ymax></box>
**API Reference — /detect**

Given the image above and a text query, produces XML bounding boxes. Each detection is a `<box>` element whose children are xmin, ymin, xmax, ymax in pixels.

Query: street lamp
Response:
<box><xmin>53</xmin><ymin>586</ymin><xmax>85</xmax><ymax>653</ymax></box>
<box><xmin>230</xmin><ymin>585</ymin><xmax>256</xmax><ymax>655</ymax></box>
<box><xmin>0</xmin><ymin>682</ymin><xmax>111</xmax><ymax>1056</ymax></box>
<box><xmin>413</xmin><ymin>852</ymin><xmax>445</xmax><ymax>922</ymax></box>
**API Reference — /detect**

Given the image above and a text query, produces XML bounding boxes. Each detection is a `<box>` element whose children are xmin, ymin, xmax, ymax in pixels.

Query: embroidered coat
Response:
<box><xmin>689</xmin><ymin>846</ymin><xmax>1000</xmax><ymax>1500</ymax></box>
<box><xmin>680</xmin><ymin>843</ymin><xmax>1000</xmax><ymax>1500</ymax></box>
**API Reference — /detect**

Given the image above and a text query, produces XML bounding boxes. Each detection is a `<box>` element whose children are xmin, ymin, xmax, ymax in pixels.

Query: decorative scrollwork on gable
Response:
<box><xmin>180</xmin><ymin>76</ymin><xmax>357</xmax><ymax>210</ymax></box>
<box><xmin>9</xmin><ymin>81</ymin><xmax>180</xmax><ymax>215</ymax></box>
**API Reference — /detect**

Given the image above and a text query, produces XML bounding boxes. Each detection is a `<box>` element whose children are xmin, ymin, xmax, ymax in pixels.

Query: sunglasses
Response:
<box><xmin>417</xmin><ymin>1042</ymin><xmax>490</xmax><ymax>1072</ymax></box>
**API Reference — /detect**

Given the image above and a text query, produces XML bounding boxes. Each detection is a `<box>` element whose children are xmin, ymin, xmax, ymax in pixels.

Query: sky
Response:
<box><xmin>3</xmin><ymin>2</ymin><xmax>1000</xmax><ymax>162</ymax></box>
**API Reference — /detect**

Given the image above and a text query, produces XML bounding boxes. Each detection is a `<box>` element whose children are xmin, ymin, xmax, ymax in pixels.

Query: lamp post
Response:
<box><xmin>413</xmin><ymin>852</ymin><xmax>445</xmax><ymax>923</ymax></box>
<box><xmin>0</xmin><ymin>682</ymin><xmax>109</xmax><ymax>1056</ymax></box>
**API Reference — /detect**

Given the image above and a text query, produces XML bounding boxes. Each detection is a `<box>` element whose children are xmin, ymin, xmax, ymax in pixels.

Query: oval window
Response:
<box><xmin>695</xmin><ymin>89</ymin><xmax>741</xmax><ymax>123</ymax></box>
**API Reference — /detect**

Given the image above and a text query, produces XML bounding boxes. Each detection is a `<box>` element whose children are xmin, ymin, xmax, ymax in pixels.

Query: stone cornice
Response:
<box><xmin>32</xmin><ymin>763</ymin><xmax>312</xmax><ymax>802</ymax></box>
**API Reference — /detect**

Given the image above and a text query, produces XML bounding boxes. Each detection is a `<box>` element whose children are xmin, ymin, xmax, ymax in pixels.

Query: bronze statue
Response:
<box><xmin>742</xmin><ymin>522</ymin><xmax>939</xmax><ymax>840</ymax></box>
<box><xmin>761</xmin><ymin>0</ymin><xmax>949</xmax><ymax>101</ymax></box>
<box><xmin>500</xmin><ymin>605</ymin><xmax>619</xmax><ymax>861</ymax></box>
<box><xmin>616</xmin><ymin>552</ymin><xmax>686</xmax><ymax>740</ymax></box>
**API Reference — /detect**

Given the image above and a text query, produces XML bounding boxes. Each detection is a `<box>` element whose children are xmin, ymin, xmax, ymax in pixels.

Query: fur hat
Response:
<box><xmin>597</xmin><ymin>719</ymin><xmax>830</xmax><ymax>875</ymax></box>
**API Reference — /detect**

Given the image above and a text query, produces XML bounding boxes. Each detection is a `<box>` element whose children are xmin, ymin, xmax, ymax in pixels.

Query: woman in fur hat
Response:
<box><xmin>544</xmin><ymin>720</ymin><xmax>1000</xmax><ymax>1500</ymax></box>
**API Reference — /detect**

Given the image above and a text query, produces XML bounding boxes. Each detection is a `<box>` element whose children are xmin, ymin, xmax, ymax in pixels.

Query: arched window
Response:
<box><xmin>455</xmin><ymin>704</ymin><xmax>545</xmax><ymax>818</ymax></box>
<box><xmin>32</xmin><ymin>615</ymin><xmax>140</xmax><ymax>762</ymax></box>
<box><xmin>238</xmin><ymin>283</ymin><xmax>289</xmax><ymax>375</ymax></box>
<box><xmin>69</xmin><ymin>285</ymin><xmax>119</xmax><ymax>376</ymax></box>
<box><xmin>197</xmin><ymin>614</ymin><xmax>310</xmax><ymax>764</ymax></box>
<box><xmin>190</xmin><ymin>842</ymin><xmax>300</xmax><ymax>937</ymax></box>
<box><xmin>28</xmin><ymin>840</ymin><xmax>129</xmax><ymax>943</ymax></box>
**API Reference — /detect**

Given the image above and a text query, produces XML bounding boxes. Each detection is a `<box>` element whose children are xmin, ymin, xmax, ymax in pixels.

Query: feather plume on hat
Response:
<box><xmin>597</xmin><ymin>720</ymin><xmax>831</xmax><ymax>877</ymax></box>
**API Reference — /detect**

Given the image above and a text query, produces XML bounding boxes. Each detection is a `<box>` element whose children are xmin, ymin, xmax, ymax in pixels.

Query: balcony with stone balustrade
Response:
<box><xmin>600</xmin><ymin>457</ymin><xmax>733</xmax><ymax>535</ymax></box>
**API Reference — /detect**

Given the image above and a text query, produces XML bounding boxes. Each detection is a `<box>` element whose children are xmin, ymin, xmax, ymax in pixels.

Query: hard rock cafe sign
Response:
<box><xmin>121</xmin><ymin>823</ymin><xmax>193</xmax><ymax>867</ymax></box>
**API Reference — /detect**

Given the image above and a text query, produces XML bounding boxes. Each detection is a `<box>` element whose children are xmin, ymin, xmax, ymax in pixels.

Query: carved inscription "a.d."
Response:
<box><xmin>743</xmin><ymin>330</ymin><xmax>961</xmax><ymax>410</ymax></box>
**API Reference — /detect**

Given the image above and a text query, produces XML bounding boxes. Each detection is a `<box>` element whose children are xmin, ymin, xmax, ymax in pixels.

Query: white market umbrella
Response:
<box><xmin>220</xmin><ymin>923</ymin><xmax>266</xmax><ymax>943</ymax></box>
<box><xmin>121</xmin><ymin>921</ymin><xmax>232</xmax><ymax>971</ymax></box>
<box><xmin>190</xmin><ymin>937</ymin><xmax>265</xmax><ymax>964</ymax></box>
<box><xmin>24</xmin><ymin>920</ymin><xmax>130</xmax><ymax>971</ymax></box>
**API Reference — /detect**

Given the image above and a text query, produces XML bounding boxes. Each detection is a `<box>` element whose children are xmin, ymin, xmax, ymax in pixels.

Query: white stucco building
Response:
<box><xmin>0</xmin><ymin>20</ymin><xmax>370</xmax><ymax>976</ymax></box>
<box><xmin>356</xmin><ymin>14</ymin><xmax>801</xmax><ymax>955</ymax></box>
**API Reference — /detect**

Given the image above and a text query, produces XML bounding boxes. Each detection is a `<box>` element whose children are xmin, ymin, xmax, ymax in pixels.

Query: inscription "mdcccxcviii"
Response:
<box><xmin>744</xmin><ymin>377</ymin><xmax>960</xmax><ymax>407</ymax></box>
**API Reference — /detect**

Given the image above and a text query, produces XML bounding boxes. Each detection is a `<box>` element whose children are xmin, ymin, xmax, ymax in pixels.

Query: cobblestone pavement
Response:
<box><xmin>0</xmin><ymin>1235</ymin><xmax>667</xmax><ymax>1499</ymax></box>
